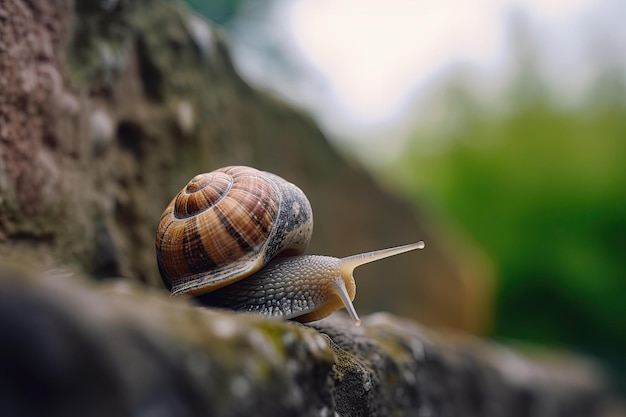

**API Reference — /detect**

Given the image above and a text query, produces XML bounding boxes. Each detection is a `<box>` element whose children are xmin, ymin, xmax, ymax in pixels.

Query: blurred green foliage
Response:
<box><xmin>185</xmin><ymin>0</ymin><xmax>270</xmax><ymax>25</ymax></box>
<box><xmin>387</xmin><ymin>70</ymin><xmax>626</xmax><ymax>389</ymax></box>
<box><xmin>185</xmin><ymin>0</ymin><xmax>243</xmax><ymax>24</ymax></box>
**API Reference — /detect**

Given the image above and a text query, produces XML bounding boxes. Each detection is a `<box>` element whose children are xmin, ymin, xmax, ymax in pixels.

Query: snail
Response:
<box><xmin>155</xmin><ymin>165</ymin><xmax>424</xmax><ymax>325</ymax></box>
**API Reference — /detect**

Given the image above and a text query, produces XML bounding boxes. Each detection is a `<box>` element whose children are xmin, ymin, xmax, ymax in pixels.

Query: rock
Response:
<box><xmin>0</xmin><ymin>266</ymin><xmax>609</xmax><ymax>417</ymax></box>
<box><xmin>0</xmin><ymin>0</ymin><xmax>493</xmax><ymax>335</ymax></box>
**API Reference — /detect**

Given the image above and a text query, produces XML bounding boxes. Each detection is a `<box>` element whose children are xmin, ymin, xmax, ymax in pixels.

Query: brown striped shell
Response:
<box><xmin>156</xmin><ymin>166</ymin><xmax>313</xmax><ymax>296</ymax></box>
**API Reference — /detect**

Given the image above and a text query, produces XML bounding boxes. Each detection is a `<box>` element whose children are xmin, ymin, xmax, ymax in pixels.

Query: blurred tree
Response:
<box><xmin>185</xmin><ymin>0</ymin><xmax>244</xmax><ymax>24</ymax></box>
<box><xmin>388</xmin><ymin>59</ymin><xmax>626</xmax><ymax>391</ymax></box>
<box><xmin>185</xmin><ymin>0</ymin><xmax>270</xmax><ymax>25</ymax></box>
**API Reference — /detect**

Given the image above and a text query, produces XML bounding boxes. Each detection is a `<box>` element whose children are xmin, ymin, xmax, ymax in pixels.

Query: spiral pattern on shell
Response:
<box><xmin>156</xmin><ymin>166</ymin><xmax>313</xmax><ymax>296</ymax></box>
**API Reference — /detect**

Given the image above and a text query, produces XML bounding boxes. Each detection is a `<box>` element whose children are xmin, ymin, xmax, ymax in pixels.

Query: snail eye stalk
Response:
<box><xmin>339</xmin><ymin>241</ymin><xmax>425</xmax><ymax>275</ymax></box>
<box><xmin>336</xmin><ymin>241</ymin><xmax>425</xmax><ymax>325</ymax></box>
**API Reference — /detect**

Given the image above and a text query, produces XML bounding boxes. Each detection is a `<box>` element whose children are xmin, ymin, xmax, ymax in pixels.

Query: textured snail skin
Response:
<box><xmin>196</xmin><ymin>255</ymin><xmax>354</xmax><ymax>323</ymax></box>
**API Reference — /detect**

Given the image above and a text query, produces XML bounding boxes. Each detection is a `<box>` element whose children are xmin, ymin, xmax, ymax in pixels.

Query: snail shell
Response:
<box><xmin>156</xmin><ymin>165</ymin><xmax>313</xmax><ymax>296</ymax></box>
<box><xmin>156</xmin><ymin>165</ymin><xmax>425</xmax><ymax>324</ymax></box>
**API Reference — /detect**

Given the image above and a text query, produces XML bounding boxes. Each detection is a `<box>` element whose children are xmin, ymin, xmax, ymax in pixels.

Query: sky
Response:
<box><xmin>227</xmin><ymin>0</ymin><xmax>626</xmax><ymax>161</ymax></box>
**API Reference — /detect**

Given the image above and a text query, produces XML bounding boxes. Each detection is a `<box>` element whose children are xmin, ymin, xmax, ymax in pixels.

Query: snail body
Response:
<box><xmin>156</xmin><ymin>165</ymin><xmax>424</xmax><ymax>324</ymax></box>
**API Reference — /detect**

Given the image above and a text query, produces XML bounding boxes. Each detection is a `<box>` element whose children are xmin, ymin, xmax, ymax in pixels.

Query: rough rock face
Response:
<box><xmin>0</xmin><ymin>266</ymin><xmax>608</xmax><ymax>417</ymax></box>
<box><xmin>0</xmin><ymin>0</ymin><xmax>492</xmax><ymax>334</ymax></box>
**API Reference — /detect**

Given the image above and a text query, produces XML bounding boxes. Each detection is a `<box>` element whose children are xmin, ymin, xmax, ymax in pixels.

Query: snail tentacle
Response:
<box><xmin>338</xmin><ymin>241</ymin><xmax>425</xmax><ymax>276</ymax></box>
<box><xmin>332</xmin><ymin>241</ymin><xmax>425</xmax><ymax>324</ymax></box>
<box><xmin>331</xmin><ymin>277</ymin><xmax>361</xmax><ymax>326</ymax></box>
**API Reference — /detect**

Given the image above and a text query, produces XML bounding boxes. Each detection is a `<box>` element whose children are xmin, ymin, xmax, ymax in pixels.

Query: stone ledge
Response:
<box><xmin>0</xmin><ymin>266</ymin><xmax>608</xmax><ymax>417</ymax></box>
